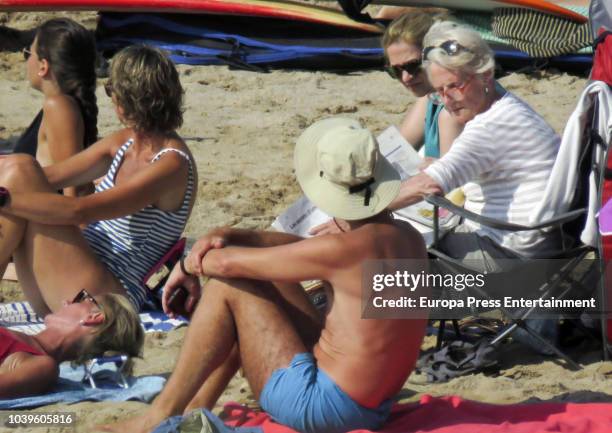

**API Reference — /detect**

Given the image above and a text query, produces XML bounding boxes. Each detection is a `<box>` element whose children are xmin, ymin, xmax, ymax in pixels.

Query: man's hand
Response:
<box><xmin>188</xmin><ymin>229</ymin><xmax>227</xmax><ymax>275</ymax></box>
<box><xmin>162</xmin><ymin>261</ymin><xmax>201</xmax><ymax>318</ymax></box>
<box><xmin>309</xmin><ymin>219</ymin><xmax>341</xmax><ymax>236</ymax></box>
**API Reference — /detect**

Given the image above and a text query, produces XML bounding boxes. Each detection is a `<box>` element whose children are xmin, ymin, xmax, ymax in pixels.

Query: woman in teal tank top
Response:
<box><xmin>383</xmin><ymin>10</ymin><xmax>464</xmax><ymax>159</ymax></box>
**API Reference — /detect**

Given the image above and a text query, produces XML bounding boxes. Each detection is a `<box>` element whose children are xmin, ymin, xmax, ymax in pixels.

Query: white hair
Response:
<box><xmin>422</xmin><ymin>21</ymin><xmax>495</xmax><ymax>75</ymax></box>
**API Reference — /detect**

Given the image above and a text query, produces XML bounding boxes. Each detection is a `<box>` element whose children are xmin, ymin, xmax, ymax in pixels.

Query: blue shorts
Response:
<box><xmin>260</xmin><ymin>353</ymin><xmax>392</xmax><ymax>433</ymax></box>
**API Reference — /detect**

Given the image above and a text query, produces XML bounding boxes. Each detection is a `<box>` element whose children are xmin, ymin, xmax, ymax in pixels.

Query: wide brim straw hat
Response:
<box><xmin>294</xmin><ymin>117</ymin><xmax>401</xmax><ymax>221</ymax></box>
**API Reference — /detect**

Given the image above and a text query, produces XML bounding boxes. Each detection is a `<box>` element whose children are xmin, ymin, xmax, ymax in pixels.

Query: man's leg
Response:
<box><xmin>102</xmin><ymin>276</ymin><xmax>308</xmax><ymax>433</ymax></box>
<box><xmin>183</xmin><ymin>281</ymin><xmax>322</xmax><ymax>412</ymax></box>
<box><xmin>184</xmin><ymin>345</ymin><xmax>241</xmax><ymax>412</ymax></box>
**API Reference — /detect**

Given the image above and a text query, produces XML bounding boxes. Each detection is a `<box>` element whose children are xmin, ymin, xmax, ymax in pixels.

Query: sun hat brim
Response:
<box><xmin>294</xmin><ymin>118</ymin><xmax>401</xmax><ymax>221</ymax></box>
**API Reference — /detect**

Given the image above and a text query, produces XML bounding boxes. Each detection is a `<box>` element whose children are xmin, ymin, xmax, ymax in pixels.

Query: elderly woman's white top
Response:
<box><xmin>424</xmin><ymin>91</ymin><xmax>560</xmax><ymax>257</ymax></box>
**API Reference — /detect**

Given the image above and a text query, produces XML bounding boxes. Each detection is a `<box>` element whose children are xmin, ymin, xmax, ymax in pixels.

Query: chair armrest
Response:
<box><xmin>424</xmin><ymin>194</ymin><xmax>586</xmax><ymax>232</ymax></box>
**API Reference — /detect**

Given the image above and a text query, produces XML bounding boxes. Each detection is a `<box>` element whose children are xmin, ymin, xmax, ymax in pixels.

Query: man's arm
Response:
<box><xmin>192</xmin><ymin>233</ymin><xmax>349</xmax><ymax>284</ymax></box>
<box><xmin>221</xmin><ymin>227</ymin><xmax>303</xmax><ymax>248</ymax></box>
<box><xmin>187</xmin><ymin>227</ymin><xmax>303</xmax><ymax>275</ymax></box>
<box><xmin>164</xmin><ymin>227</ymin><xmax>305</xmax><ymax>314</ymax></box>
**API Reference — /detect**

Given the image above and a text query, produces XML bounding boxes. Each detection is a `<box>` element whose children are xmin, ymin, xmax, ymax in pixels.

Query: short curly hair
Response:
<box><xmin>109</xmin><ymin>45</ymin><xmax>184</xmax><ymax>134</ymax></box>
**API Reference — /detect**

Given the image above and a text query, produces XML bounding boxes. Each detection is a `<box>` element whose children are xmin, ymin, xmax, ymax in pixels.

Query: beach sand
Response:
<box><xmin>1</xmin><ymin>10</ymin><xmax>611</xmax><ymax>433</ymax></box>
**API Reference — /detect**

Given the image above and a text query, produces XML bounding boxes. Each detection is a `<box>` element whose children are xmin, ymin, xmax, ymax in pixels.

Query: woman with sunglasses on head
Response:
<box><xmin>382</xmin><ymin>10</ymin><xmax>464</xmax><ymax>159</ymax></box>
<box><xmin>15</xmin><ymin>18</ymin><xmax>97</xmax><ymax>197</ymax></box>
<box><xmin>0</xmin><ymin>291</ymin><xmax>144</xmax><ymax>398</ymax></box>
<box><xmin>0</xmin><ymin>45</ymin><xmax>197</xmax><ymax>316</ymax></box>
<box><xmin>390</xmin><ymin>21</ymin><xmax>561</xmax><ymax>264</ymax></box>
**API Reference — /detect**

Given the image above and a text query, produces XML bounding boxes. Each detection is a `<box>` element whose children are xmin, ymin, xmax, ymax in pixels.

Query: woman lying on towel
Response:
<box><xmin>382</xmin><ymin>9</ymin><xmax>464</xmax><ymax>159</ymax></box>
<box><xmin>0</xmin><ymin>291</ymin><xmax>143</xmax><ymax>398</ymax></box>
<box><xmin>15</xmin><ymin>18</ymin><xmax>98</xmax><ymax>197</ymax></box>
<box><xmin>0</xmin><ymin>45</ymin><xmax>197</xmax><ymax>315</ymax></box>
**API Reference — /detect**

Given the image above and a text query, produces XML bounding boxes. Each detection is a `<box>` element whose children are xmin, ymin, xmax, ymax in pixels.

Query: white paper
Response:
<box><xmin>271</xmin><ymin>195</ymin><xmax>330</xmax><ymax>238</ymax></box>
<box><xmin>376</xmin><ymin>125</ymin><xmax>422</xmax><ymax>180</ymax></box>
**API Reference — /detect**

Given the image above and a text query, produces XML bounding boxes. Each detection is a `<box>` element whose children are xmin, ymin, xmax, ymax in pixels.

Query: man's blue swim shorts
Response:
<box><xmin>260</xmin><ymin>353</ymin><xmax>392</xmax><ymax>433</ymax></box>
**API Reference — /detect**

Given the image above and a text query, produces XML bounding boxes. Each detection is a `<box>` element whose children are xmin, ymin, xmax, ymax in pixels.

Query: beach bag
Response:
<box><xmin>591</xmin><ymin>30</ymin><xmax>612</xmax><ymax>85</ymax></box>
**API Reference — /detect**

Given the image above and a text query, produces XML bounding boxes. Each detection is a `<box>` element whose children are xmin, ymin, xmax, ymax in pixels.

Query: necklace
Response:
<box><xmin>333</xmin><ymin>217</ymin><xmax>345</xmax><ymax>233</ymax></box>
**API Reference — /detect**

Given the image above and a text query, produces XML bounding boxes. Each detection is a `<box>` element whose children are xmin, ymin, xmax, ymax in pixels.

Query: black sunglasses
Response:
<box><xmin>22</xmin><ymin>48</ymin><xmax>32</xmax><ymax>61</ymax></box>
<box><xmin>422</xmin><ymin>40</ymin><xmax>473</xmax><ymax>61</ymax></box>
<box><xmin>104</xmin><ymin>80</ymin><xmax>113</xmax><ymax>98</ymax></box>
<box><xmin>384</xmin><ymin>59</ymin><xmax>422</xmax><ymax>80</ymax></box>
<box><xmin>73</xmin><ymin>289</ymin><xmax>101</xmax><ymax>309</ymax></box>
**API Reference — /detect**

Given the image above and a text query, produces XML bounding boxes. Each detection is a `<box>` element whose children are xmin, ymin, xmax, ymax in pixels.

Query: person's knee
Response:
<box><xmin>0</xmin><ymin>154</ymin><xmax>42</xmax><ymax>188</ymax></box>
<box><xmin>207</xmin><ymin>277</ymin><xmax>275</xmax><ymax>304</ymax></box>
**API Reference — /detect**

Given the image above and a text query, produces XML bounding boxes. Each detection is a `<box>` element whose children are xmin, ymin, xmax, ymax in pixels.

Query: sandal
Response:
<box><xmin>417</xmin><ymin>339</ymin><xmax>499</xmax><ymax>382</ymax></box>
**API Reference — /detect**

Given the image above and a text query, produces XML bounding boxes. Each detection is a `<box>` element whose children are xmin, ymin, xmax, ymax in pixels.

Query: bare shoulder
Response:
<box><xmin>343</xmin><ymin>220</ymin><xmax>425</xmax><ymax>259</ymax></box>
<box><xmin>106</xmin><ymin>128</ymin><xmax>134</xmax><ymax>153</ymax></box>
<box><xmin>1</xmin><ymin>351</ymin><xmax>57</xmax><ymax>373</ymax></box>
<box><xmin>42</xmin><ymin>94</ymin><xmax>81</xmax><ymax>122</ymax></box>
<box><xmin>163</xmin><ymin>135</ymin><xmax>193</xmax><ymax>157</ymax></box>
<box><xmin>380</xmin><ymin>219</ymin><xmax>424</xmax><ymax>243</ymax></box>
<box><xmin>372</xmin><ymin>220</ymin><xmax>426</xmax><ymax>258</ymax></box>
<box><xmin>154</xmin><ymin>136</ymin><xmax>194</xmax><ymax>169</ymax></box>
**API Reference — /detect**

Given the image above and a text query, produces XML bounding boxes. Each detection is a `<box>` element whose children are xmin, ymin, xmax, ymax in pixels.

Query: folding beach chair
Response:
<box><xmin>425</xmin><ymin>83</ymin><xmax>612</xmax><ymax>370</ymax></box>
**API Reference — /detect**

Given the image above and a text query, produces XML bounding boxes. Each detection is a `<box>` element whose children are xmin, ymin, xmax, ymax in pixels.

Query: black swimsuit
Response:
<box><xmin>12</xmin><ymin>109</ymin><xmax>42</xmax><ymax>157</ymax></box>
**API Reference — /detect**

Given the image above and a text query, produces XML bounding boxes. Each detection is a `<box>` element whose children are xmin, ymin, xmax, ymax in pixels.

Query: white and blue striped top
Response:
<box><xmin>83</xmin><ymin>139</ymin><xmax>195</xmax><ymax>309</ymax></box>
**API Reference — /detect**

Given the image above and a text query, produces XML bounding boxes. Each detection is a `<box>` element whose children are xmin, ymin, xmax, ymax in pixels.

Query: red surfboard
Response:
<box><xmin>0</xmin><ymin>0</ymin><xmax>383</xmax><ymax>33</ymax></box>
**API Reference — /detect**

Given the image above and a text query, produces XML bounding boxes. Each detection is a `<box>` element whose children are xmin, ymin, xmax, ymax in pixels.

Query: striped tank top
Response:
<box><xmin>83</xmin><ymin>139</ymin><xmax>194</xmax><ymax>309</ymax></box>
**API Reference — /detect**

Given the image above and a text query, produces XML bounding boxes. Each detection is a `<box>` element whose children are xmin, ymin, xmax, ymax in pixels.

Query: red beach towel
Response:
<box><xmin>223</xmin><ymin>395</ymin><xmax>612</xmax><ymax>433</ymax></box>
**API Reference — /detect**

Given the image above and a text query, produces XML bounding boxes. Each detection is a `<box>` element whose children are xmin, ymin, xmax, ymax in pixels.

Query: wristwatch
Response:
<box><xmin>0</xmin><ymin>187</ymin><xmax>9</xmax><ymax>208</ymax></box>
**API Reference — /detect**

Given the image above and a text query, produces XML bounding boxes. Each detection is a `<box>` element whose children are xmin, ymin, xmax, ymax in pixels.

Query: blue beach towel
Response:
<box><xmin>0</xmin><ymin>362</ymin><xmax>165</xmax><ymax>409</ymax></box>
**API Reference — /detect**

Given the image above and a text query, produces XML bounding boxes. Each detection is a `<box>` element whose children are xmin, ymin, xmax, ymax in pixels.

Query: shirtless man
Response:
<box><xmin>103</xmin><ymin>117</ymin><xmax>427</xmax><ymax>433</ymax></box>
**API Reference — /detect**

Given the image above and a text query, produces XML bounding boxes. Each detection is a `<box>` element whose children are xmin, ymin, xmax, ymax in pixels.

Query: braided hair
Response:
<box><xmin>36</xmin><ymin>18</ymin><xmax>98</xmax><ymax>147</ymax></box>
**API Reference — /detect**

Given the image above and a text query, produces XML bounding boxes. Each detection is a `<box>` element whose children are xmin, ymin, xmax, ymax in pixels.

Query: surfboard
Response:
<box><xmin>0</xmin><ymin>0</ymin><xmax>383</xmax><ymax>33</ymax></box>
<box><xmin>370</xmin><ymin>0</ymin><xmax>588</xmax><ymax>23</ymax></box>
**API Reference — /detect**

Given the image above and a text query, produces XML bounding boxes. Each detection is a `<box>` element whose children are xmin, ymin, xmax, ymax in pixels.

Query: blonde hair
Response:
<box><xmin>109</xmin><ymin>45</ymin><xmax>184</xmax><ymax>134</ymax></box>
<box><xmin>74</xmin><ymin>293</ymin><xmax>144</xmax><ymax>364</ymax></box>
<box><xmin>422</xmin><ymin>21</ymin><xmax>495</xmax><ymax>75</ymax></box>
<box><xmin>382</xmin><ymin>9</ymin><xmax>451</xmax><ymax>51</ymax></box>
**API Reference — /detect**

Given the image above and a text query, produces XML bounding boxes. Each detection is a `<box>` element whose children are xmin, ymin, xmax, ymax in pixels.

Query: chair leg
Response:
<box><xmin>452</xmin><ymin>319</ymin><xmax>462</xmax><ymax>341</ymax></box>
<box><xmin>492</xmin><ymin>320</ymin><xmax>581</xmax><ymax>370</ymax></box>
<box><xmin>601</xmin><ymin>311</ymin><xmax>611</xmax><ymax>361</ymax></box>
<box><xmin>436</xmin><ymin>319</ymin><xmax>447</xmax><ymax>350</ymax></box>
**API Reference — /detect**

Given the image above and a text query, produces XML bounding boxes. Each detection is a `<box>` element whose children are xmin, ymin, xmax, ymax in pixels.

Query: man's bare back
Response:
<box><xmin>314</xmin><ymin>218</ymin><xmax>427</xmax><ymax>408</ymax></box>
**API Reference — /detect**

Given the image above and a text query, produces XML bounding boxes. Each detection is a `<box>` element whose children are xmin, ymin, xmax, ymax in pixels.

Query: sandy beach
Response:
<box><xmin>1</xmin><ymin>9</ymin><xmax>611</xmax><ymax>433</ymax></box>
